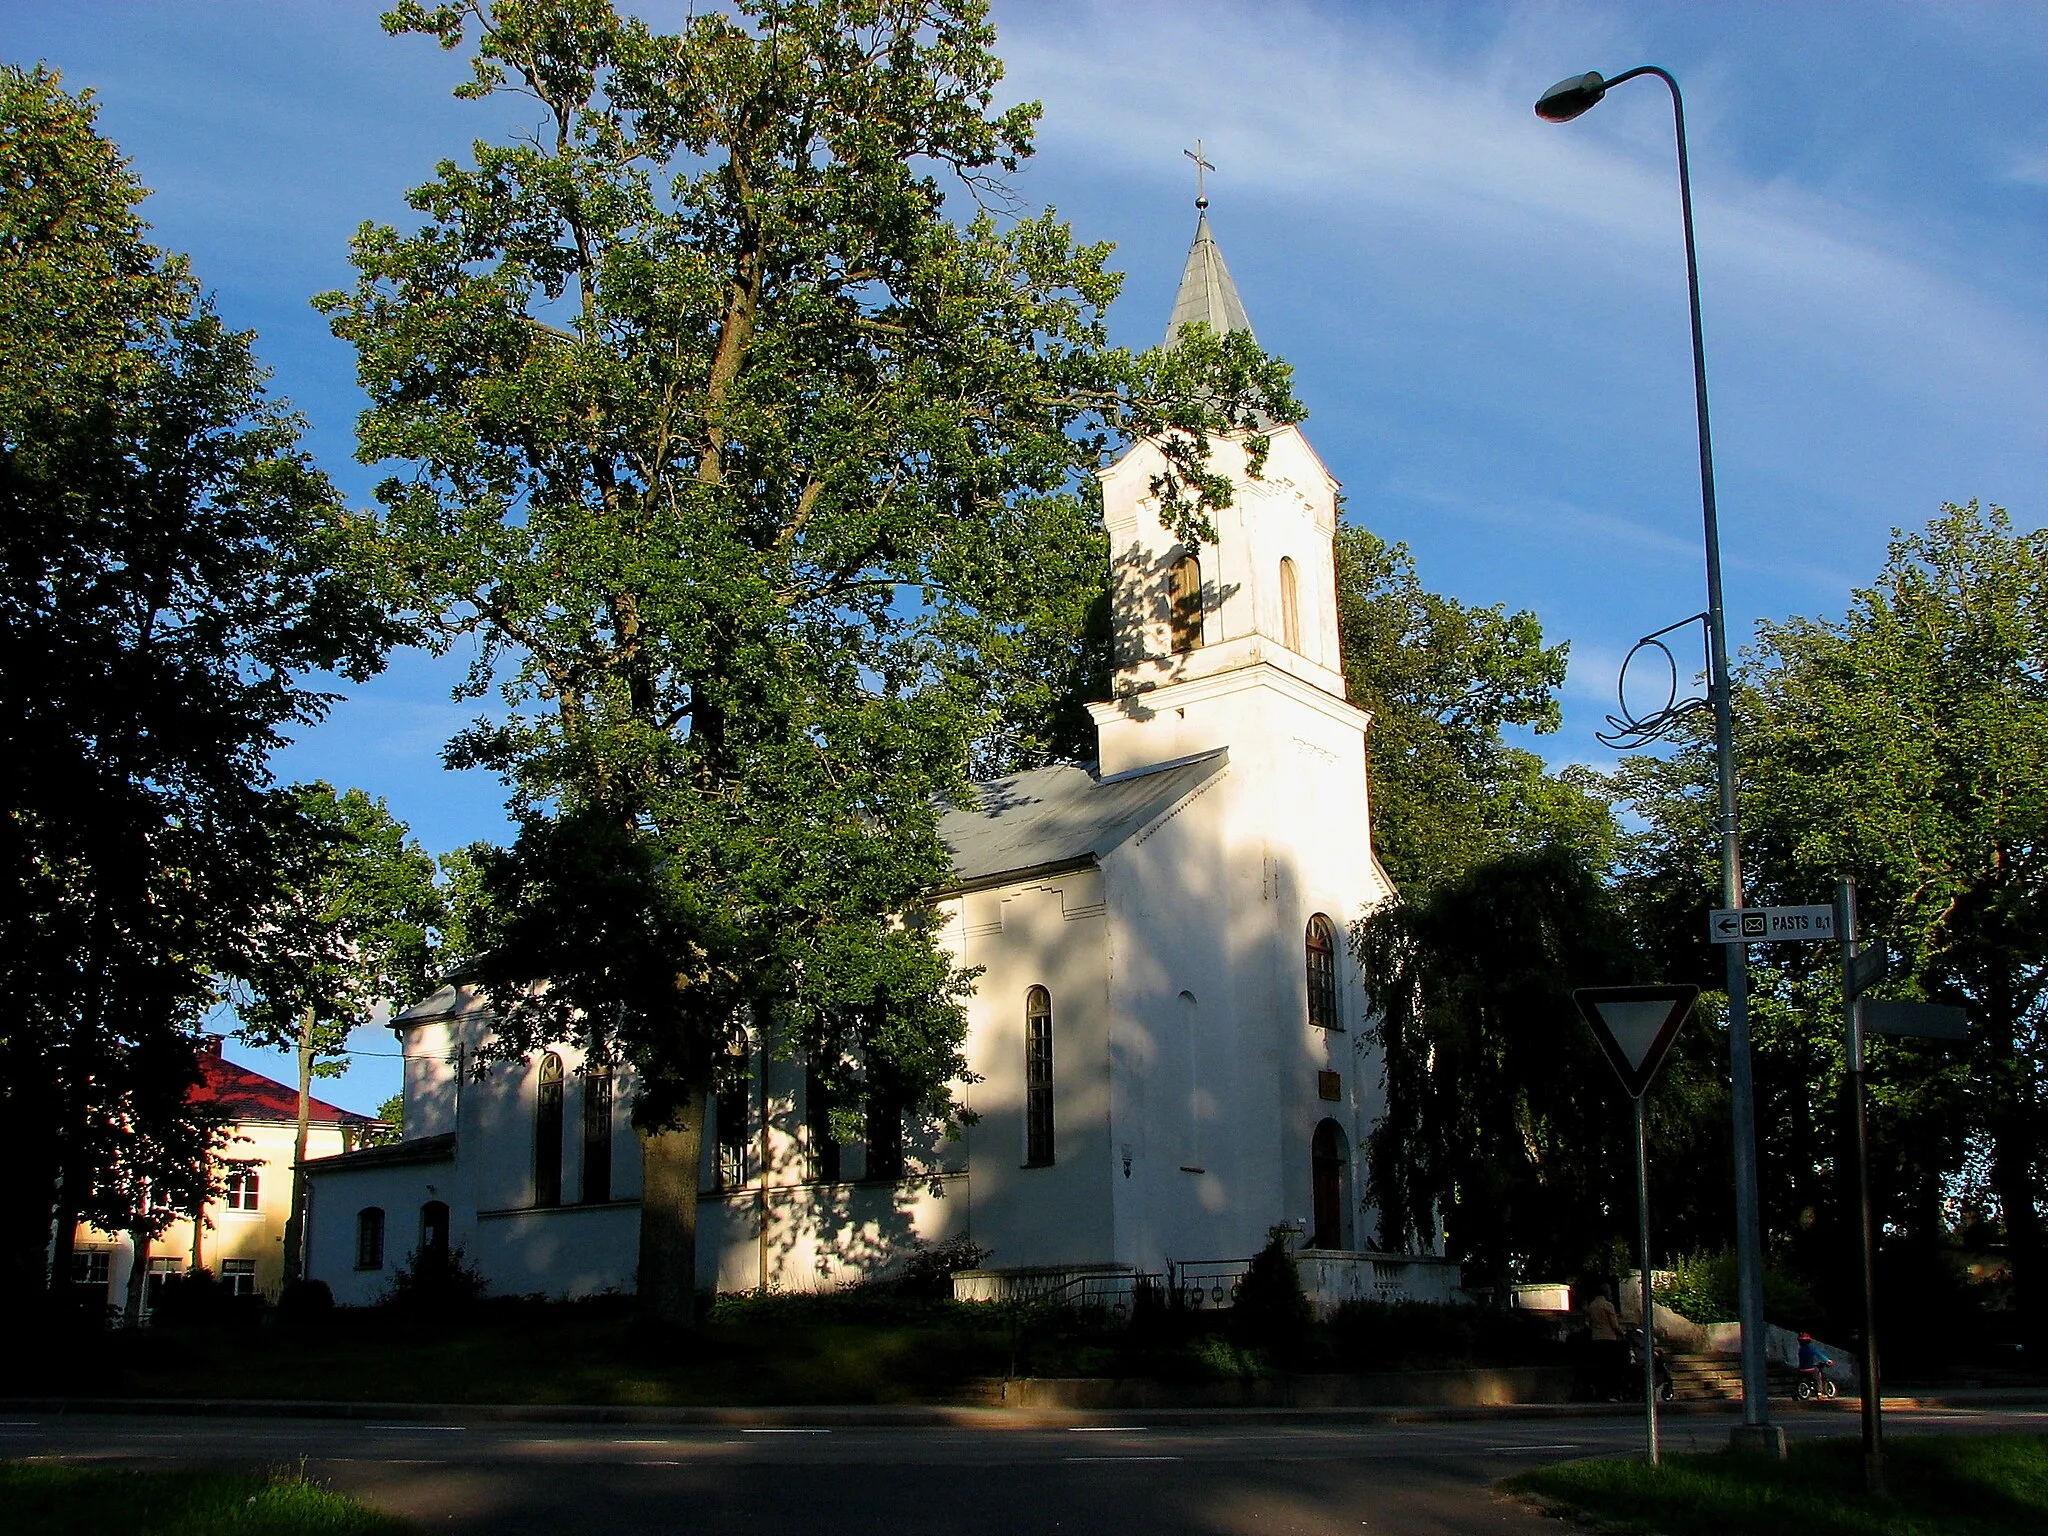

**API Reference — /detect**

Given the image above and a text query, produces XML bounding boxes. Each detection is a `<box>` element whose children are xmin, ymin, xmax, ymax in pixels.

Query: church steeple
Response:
<box><xmin>1164</xmin><ymin>212</ymin><xmax>1255</xmax><ymax>347</ymax></box>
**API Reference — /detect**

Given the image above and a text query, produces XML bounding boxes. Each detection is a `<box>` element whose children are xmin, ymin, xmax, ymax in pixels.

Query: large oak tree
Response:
<box><xmin>325</xmin><ymin>0</ymin><xmax>1296</xmax><ymax>1326</ymax></box>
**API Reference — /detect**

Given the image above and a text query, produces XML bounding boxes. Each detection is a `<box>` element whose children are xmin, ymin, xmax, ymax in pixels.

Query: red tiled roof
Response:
<box><xmin>190</xmin><ymin>1038</ymin><xmax>370</xmax><ymax>1125</ymax></box>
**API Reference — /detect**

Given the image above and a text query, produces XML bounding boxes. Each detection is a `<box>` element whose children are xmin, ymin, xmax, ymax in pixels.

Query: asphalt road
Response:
<box><xmin>6</xmin><ymin>1404</ymin><xmax>2045</xmax><ymax>1534</ymax></box>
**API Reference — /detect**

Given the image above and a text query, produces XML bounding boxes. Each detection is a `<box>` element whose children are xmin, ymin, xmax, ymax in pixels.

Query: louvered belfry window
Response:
<box><xmin>1168</xmin><ymin>553</ymin><xmax>1204</xmax><ymax>653</ymax></box>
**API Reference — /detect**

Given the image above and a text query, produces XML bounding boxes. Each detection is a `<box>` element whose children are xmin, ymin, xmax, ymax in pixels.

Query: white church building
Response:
<box><xmin>303</xmin><ymin>212</ymin><xmax>1460</xmax><ymax>1311</ymax></box>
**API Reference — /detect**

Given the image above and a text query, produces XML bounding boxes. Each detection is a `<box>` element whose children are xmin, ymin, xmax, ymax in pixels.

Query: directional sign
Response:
<box><xmin>1846</xmin><ymin>946</ymin><xmax>1889</xmax><ymax>999</ymax></box>
<box><xmin>1708</xmin><ymin>905</ymin><xmax>1836</xmax><ymax>944</ymax></box>
<box><xmin>1865</xmin><ymin>1001</ymin><xmax>1967</xmax><ymax>1041</ymax></box>
<box><xmin>1574</xmin><ymin>985</ymin><xmax>1700</xmax><ymax>1099</ymax></box>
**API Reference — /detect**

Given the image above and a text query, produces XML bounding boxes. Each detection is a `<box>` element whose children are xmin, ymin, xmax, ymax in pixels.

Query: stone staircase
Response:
<box><xmin>1663</xmin><ymin>1351</ymin><xmax>1800</xmax><ymax>1401</ymax></box>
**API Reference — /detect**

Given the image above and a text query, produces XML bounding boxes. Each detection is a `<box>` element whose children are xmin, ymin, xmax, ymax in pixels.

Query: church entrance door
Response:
<box><xmin>1311</xmin><ymin>1119</ymin><xmax>1349</xmax><ymax>1250</ymax></box>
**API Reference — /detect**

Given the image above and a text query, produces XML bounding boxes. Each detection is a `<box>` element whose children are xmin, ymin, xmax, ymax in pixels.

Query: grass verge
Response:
<box><xmin>1507</xmin><ymin>1433</ymin><xmax>2048</xmax><ymax>1536</ymax></box>
<box><xmin>3</xmin><ymin>1460</ymin><xmax>413</xmax><ymax>1536</ymax></box>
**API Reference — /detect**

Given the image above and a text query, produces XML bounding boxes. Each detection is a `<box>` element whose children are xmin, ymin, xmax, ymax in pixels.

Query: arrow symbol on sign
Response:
<box><xmin>1714</xmin><ymin>915</ymin><xmax>1740</xmax><ymax>936</ymax></box>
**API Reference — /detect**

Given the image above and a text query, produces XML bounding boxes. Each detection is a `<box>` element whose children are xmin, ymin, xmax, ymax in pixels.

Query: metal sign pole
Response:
<box><xmin>1635</xmin><ymin>1094</ymin><xmax>1660</xmax><ymax>1465</ymax></box>
<box><xmin>1837</xmin><ymin>877</ymin><xmax>1886</xmax><ymax>1495</ymax></box>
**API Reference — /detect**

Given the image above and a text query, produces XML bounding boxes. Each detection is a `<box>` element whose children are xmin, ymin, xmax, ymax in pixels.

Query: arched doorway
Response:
<box><xmin>1311</xmin><ymin>1119</ymin><xmax>1351</xmax><ymax>1251</ymax></box>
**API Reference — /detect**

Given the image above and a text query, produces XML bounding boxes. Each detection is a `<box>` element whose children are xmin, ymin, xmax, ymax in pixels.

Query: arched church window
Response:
<box><xmin>1279</xmin><ymin>556</ymin><xmax>1301</xmax><ymax>652</ymax></box>
<box><xmin>419</xmin><ymin>1200</ymin><xmax>450</xmax><ymax>1272</ymax></box>
<box><xmin>1024</xmin><ymin>986</ymin><xmax>1055</xmax><ymax>1166</ymax></box>
<box><xmin>1305</xmin><ymin>915</ymin><xmax>1341</xmax><ymax>1032</ymax></box>
<box><xmin>534</xmin><ymin>1053</ymin><xmax>564</xmax><ymax>1207</ymax></box>
<box><xmin>1310</xmin><ymin>1119</ymin><xmax>1352</xmax><ymax>1250</ymax></box>
<box><xmin>355</xmin><ymin>1207</ymin><xmax>385</xmax><ymax>1270</ymax></box>
<box><xmin>1168</xmin><ymin>553</ymin><xmax>1204</xmax><ymax>653</ymax></box>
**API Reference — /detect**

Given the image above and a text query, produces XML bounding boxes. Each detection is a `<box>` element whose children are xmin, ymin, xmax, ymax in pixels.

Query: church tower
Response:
<box><xmin>1087</xmin><ymin>198</ymin><xmax>1394</xmax><ymax>1264</ymax></box>
<box><xmin>1088</xmin><ymin>210</ymin><xmax>1360</xmax><ymax>777</ymax></box>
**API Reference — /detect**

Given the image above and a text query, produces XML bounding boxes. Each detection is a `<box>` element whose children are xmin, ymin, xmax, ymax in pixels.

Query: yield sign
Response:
<box><xmin>1573</xmin><ymin>985</ymin><xmax>1700</xmax><ymax>1099</ymax></box>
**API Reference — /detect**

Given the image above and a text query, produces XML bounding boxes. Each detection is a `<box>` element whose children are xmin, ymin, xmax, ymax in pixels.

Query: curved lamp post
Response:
<box><xmin>1536</xmin><ymin>65</ymin><xmax>1783</xmax><ymax>1458</ymax></box>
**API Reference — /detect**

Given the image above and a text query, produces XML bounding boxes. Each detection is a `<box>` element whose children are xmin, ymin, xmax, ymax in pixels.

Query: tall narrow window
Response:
<box><xmin>865</xmin><ymin>1071</ymin><xmax>906</xmax><ymax>1182</ymax></box>
<box><xmin>1279</xmin><ymin>556</ymin><xmax>1301</xmax><ymax>651</ymax></box>
<box><xmin>716</xmin><ymin>1051</ymin><xmax>751</xmax><ymax>1191</ymax></box>
<box><xmin>581</xmin><ymin>1069</ymin><xmax>613</xmax><ymax>1203</ymax></box>
<box><xmin>1024</xmin><ymin>986</ymin><xmax>1055</xmax><ymax>1167</ymax></box>
<box><xmin>805</xmin><ymin>1063</ymin><xmax>842</xmax><ymax>1183</ymax></box>
<box><xmin>534</xmin><ymin>1053</ymin><xmax>564</xmax><ymax>1207</ymax></box>
<box><xmin>1306</xmin><ymin>914</ymin><xmax>1341</xmax><ymax>1031</ymax></box>
<box><xmin>355</xmin><ymin>1207</ymin><xmax>385</xmax><ymax>1270</ymax></box>
<box><xmin>419</xmin><ymin>1201</ymin><xmax>450</xmax><ymax>1271</ymax></box>
<box><xmin>1168</xmin><ymin>553</ymin><xmax>1204</xmax><ymax>653</ymax></box>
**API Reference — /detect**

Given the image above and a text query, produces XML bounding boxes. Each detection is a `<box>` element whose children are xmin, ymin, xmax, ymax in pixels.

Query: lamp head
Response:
<box><xmin>1536</xmin><ymin>71</ymin><xmax>1608</xmax><ymax>122</ymax></box>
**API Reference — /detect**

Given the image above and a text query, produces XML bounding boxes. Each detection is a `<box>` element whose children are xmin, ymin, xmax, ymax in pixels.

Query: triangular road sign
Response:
<box><xmin>1573</xmin><ymin>985</ymin><xmax>1700</xmax><ymax>1099</ymax></box>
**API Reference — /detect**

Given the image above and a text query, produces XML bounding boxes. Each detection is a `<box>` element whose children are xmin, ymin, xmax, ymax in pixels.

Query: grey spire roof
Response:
<box><xmin>1164</xmin><ymin>213</ymin><xmax>1255</xmax><ymax>347</ymax></box>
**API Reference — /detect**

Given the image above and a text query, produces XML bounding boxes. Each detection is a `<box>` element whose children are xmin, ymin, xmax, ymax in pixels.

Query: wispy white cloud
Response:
<box><xmin>997</xmin><ymin>0</ymin><xmax>2047</xmax><ymax>474</ymax></box>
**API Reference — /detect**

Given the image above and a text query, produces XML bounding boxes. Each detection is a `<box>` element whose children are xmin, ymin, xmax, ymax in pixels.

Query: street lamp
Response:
<box><xmin>1535</xmin><ymin>64</ymin><xmax>1784</xmax><ymax>1459</ymax></box>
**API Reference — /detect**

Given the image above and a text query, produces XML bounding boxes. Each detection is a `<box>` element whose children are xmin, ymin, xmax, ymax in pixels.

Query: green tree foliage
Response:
<box><xmin>1356</xmin><ymin>845</ymin><xmax>1725</xmax><ymax>1289</ymax></box>
<box><xmin>1610</xmin><ymin>502</ymin><xmax>2046</xmax><ymax>1340</ymax></box>
<box><xmin>1340</xmin><ymin>530</ymin><xmax>1668</xmax><ymax>1287</ymax></box>
<box><xmin>0</xmin><ymin>66</ymin><xmax>389</xmax><ymax>1309</ymax></box>
<box><xmin>323</xmin><ymin>0</ymin><xmax>1298</xmax><ymax>1326</ymax></box>
<box><xmin>1334</xmin><ymin>526</ymin><xmax>1610</xmax><ymax>895</ymax></box>
<box><xmin>234</xmin><ymin>783</ymin><xmax>445</xmax><ymax>1280</ymax></box>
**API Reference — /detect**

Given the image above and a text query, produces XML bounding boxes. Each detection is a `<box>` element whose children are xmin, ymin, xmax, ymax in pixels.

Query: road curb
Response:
<box><xmin>8</xmin><ymin>1391</ymin><xmax>2040</xmax><ymax>1429</ymax></box>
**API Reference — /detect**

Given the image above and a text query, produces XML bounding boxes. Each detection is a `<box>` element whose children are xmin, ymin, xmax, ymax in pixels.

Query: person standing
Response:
<box><xmin>1586</xmin><ymin>1283</ymin><xmax>1627</xmax><ymax>1399</ymax></box>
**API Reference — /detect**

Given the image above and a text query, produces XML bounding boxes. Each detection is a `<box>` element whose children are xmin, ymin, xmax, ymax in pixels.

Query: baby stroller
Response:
<box><xmin>1628</xmin><ymin>1325</ymin><xmax>1676</xmax><ymax>1403</ymax></box>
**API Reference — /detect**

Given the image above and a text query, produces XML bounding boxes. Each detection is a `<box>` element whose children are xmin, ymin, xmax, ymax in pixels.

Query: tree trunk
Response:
<box><xmin>122</xmin><ymin>1228</ymin><xmax>150</xmax><ymax>1328</ymax></box>
<box><xmin>637</xmin><ymin>1080</ymin><xmax>708</xmax><ymax>1331</ymax></box>
<box><xmin>280</xmin><ymin>1007</ymin><xmax>314</xmax><ymax>1285</ymax></box>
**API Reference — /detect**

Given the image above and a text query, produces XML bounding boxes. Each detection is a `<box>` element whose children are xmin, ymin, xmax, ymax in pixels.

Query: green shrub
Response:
<box><xmin>1655</xmin><ymin>1249</ymin><xmax>1822</xmax><ymax>1330</ymax></box>
<box><xmin>1230</xmin><ymin>1227</ymin><xmax>1312</xmax><ymax>1354</ymax></box>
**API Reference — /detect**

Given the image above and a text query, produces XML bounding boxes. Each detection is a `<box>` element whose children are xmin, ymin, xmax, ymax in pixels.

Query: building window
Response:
<box><xmin>356</xmin><ymin>1207</ymin><xmax>386</xmax><ymax>1270</ymax></box>
<box><xmin>72</xmin><ymin>1249</ymin><xmax>112</xmax><ymax>1300</ymax></box>
<box><xmin>581</xmin><ymin>1069</ymin><xmax>613</xmax><ymax>1204</ymax></box>
<box><xmin>143</xmin><ymin>1256</ymin><xmax>182</xmax><ymax>1314</ymax></box>
<box><xmin>221</xmin><ymin>1258</ymin><xmax>258</xmax><ymax>1297</ymax></box>
<box><xmin>420</xmin><ymin>1201</ymin><xmax>450</xmax><ymax>1270</ymax></box>
<box><xmin>1306</xmin><ymin>914</ymin><xmax>1341</xmax><ymax>1031</ymax></box>
<box><xmin>805</xmin><ymin>1063</ymin><xmax>842</xmax><ymax>1183</ymax></box>
<box><xmin>1168</xmin><ymin>552</ymin><xmax>1204</xmax><ymax>653</ymax></box>
<box><xmin>534</xmin><ymin>1052</ymin><xmax>565</xmax><ymax>1207</ymax></box>
<box><xmin>716</xmin><ymin>1048</ymin><xmax>751</xmax><ymax>1191</ymax></box>
<box><xmin>1024</xmin><ymin>986</ymin><xmax>1055</xmax><ymax>1167</ymax></box>
<box><xmin>865</xmin><ymin>1072</ymin><xmax>906</xmax><ymax>1182</ymax></box>
<box><xmin>223</xmin><ymin>1164</ymin><xmax>260</xmax><ymax>1211</ymax></box>
<box><xmin>1279</xmin><ymin>556</ymin><xmax>1301</xmax><ymax>652</ymax></box>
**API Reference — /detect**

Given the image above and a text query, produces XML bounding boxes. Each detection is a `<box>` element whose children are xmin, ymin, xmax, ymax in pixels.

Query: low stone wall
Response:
<box><xmin>1296</xmin><ymin>1251</ymin><xmax>1466</xmax><ymax>1315</ymax></box>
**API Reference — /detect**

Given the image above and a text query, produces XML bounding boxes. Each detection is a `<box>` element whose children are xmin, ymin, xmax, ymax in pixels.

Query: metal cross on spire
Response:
<box><xmin>1184</xmin><ymin>140</ymin><xmax>1215</xmax><ymax>209</ymax></box>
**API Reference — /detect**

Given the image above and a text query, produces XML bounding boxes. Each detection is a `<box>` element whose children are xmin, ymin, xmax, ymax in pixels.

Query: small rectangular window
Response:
<box><xmin>356</xmin><ymin>1207</ymin><xmax>386</xmax><ymax>1270</ymax></box>
<box><xmin>72</xmin><ymin>1251</ymin><xmax>111</xmax><ymax>1291</ymax></box>
<box><xmin>224</xmin><ymin>1165</ymin><xmax>260</xmax><ymax>1211</ymax></box>
<box><xmin>221</xmin><ymin>1258</ymin><xmax>258</xmax><ymax>1297</ymax></box>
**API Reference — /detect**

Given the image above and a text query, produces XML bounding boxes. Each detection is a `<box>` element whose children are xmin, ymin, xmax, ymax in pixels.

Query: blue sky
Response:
<box><xmin>8</xmin><ymin>1</ymin><xmax>2043</xmax><ymax>1111</ymax></box>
